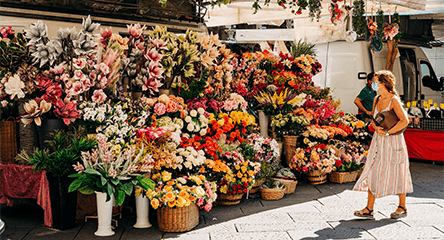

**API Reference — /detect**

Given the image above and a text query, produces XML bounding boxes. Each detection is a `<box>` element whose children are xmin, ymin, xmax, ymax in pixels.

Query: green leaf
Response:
<box><xmin>68</xmin><ymin>178</ymin><xmax>84</xmax><ymax>192</ymax></box>
<box><xmin>110</xmin><ymin>178</ymin><xmax>119</xmax><ymax>186</ymax></box>
<box><xmin>78</xmin><ymin>186</ymin><xmax>94</xmax><ymax>195</ymax></box>
<box><xmin>116</xmin><ymin>190</ymin><xmax>126</xmax><ymax>206</ymax></box>
<box><xmin>124</xmin><ymin>182</ymin><xmax>133</xmax><ymax>195</ymax></box>
<box><xmin>137</xmin><ymin>177</ymin><xmax>155</xmax><ymax>191</ymax></box>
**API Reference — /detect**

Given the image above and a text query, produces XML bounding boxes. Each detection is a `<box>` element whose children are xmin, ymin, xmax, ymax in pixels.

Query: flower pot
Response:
<box><xmin>94</xmin><ymin>192</ymin><xmax>115</xmax><ymax>236</ymax></box>
<box><xmin>18</xmin><ymin>99</ymin><xmax>38</xmax><ymax>154</ymax></box>
<box><xmin>46</xmin><ymin>172</ymin><xmax>77</xmax><ymax>230</ymax></box>
<box><xmin>36</xmin><ymin>119</ymin><xmax>67</xmax><ymax>150</ymax></box>
<box><xmin>270</xmin><ymin>177</ymin><xmax>298</xmax><ymax>194</ymax></box>
<box><xmin>283</xmin><ymin>135</ymin><xmax>298</xmax><ymax>167</ymax></box>
<box><xmin>306</xmin><ymin>170</ymin><xmax>327</xmax><ymax>185</ymax></box>
<box><xmin>157</xmin><ymin>203</ymin><xmax>199</xmax><ymax>232</ymax></box>
<box><xmin>0</xmin><ymin>118</ymin><xmax>18</xmax><ymax>164</ymax></box>
<box><xmin>216</xmin><ymin>194</ymin><xmax>243</xmax><ymax>205</ymax></box>
<box><xmin>258</xmin><ymin>110</ymin><xmax>269</xmax><ymax>137</ymax></box>
<box><xmin>133</xmin><ymin>192</ymin><xmax>152</xmax><ymax>228</ymax></box>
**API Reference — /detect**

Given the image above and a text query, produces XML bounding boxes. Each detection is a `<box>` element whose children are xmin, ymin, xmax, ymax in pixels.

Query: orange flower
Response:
<box><xmin>168</xmin><ymin>200</ymin><xmax>176</xmax><ymax>208</ymax></box>
<box><xmin>151</xmin><ymin>199</ymin><xmax>160</xmax><ymax>209</ymax></box>
<box><xmin>176</xmin><ymin>196</ymin><xmax>187</xmax><ymax>207</ymax></box>
<box><xmin>164</xmin><ymin>191</ymin><xmax>175</xmax><ymax>202</ymax></box>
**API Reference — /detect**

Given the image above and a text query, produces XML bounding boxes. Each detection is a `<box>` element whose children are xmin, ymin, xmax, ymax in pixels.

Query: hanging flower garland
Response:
<box><xmin>352</xmin><ymin>0</ymin><xmax>367</xmax><ymax>38</ymax></box>
<box><xmin>329</xmin><ymin>0</ymin><xmax>344</xmax><ymax>25</ymax></box>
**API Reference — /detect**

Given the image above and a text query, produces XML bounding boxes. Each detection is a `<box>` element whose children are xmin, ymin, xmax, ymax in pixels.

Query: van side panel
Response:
<box><xmin>370</xmin><ymin>45</ymin><xmax>404</xmax><ymax>98</ymax></box>
<box><xmin>312</xmin><ymin>43</ymin><xmax>328</xmax><ymax>88</ymax></box>
<box><xmin>323</xmin><ymin>41</ymin><xmax>372</xmax><ymax>114</ymax></box>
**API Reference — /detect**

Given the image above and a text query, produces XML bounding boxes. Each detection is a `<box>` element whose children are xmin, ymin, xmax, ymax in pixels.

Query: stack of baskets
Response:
<box><xmin>249</xmin><ymin>179</ymin><xmax>265</xmax><ymax>194</ymax></box>
<box><xmin>283</xmin><ymin>135</ymin><xmax>298</xmax><ymax>166</ymax></box>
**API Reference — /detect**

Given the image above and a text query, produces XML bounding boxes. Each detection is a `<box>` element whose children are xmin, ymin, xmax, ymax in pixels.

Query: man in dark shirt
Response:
<box><xmin>354</xmin><ymin>72</ymin><xmax>376</xmax><ymax>122</ymax></box>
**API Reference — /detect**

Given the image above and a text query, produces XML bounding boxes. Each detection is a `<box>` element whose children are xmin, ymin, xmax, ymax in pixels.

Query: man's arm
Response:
<box><xmin>354</xmin><ymin>98</ymin><xmax>371</xmax><ymax>117</ymax></box>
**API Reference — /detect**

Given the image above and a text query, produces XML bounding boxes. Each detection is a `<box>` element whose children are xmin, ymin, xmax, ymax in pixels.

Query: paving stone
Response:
<box><xmin>235</xmin><ymin>221</ymin><xmax>331</xmax><ymax>232</ymax></box>
<box><xmin>184</xmin><ymin>222</ymin><xmax>236</xmax><ymax>235</ymax></box>
<box><xmin>120</xmin><ymin>226</ymin><xmax>164</xmax><ymax>240</ymax></box>
<box><xmin>162</xmin><ymin>233</ymin><xmax>210</xmax><ymax>240</ymax></box>
<box><xmin>1</xmin><ymin>226</ymin><xmax>33</xmax><ymax>240</ymax></box>
<box><xmin>364</xmin><ymin>222</ymin><xmax>412</xmax><ymax>239</ymax></box>
<box><xmin>328</xmin><ymin>218</ymin><xmax>404</xmax><ymax>230</ymax></box>
<box><xmin>287</xmin><ymin>211</ymin><xmax>327</xmax><ymax>221</ymax></box>
<box><xmin>239</xmin><ymin>200</ymin><xmax>264</xmax><ymax>215</ymax></box>
<box><xmin>229</xmin><ymin>211</ymin><xmax>293</xmax><ymax>223</ymax></box>
<box><xmin>287</xmin><ymin>230</ymin><xmax>323</xmax><ymax>239</ymax></box>
<box><xmin>369</xmin><ymin>227</ymin><xmax>444</xmax><ymax>240</ymax></box>
<box><xmin>22</xmin><ymin>225</ymin><xmax>83</xmax><ymax>240</ymax></box>
<box><xmin>210</xmin><ymin>231</ymin><xmax>292</xmax><ymax>240</ymax></box>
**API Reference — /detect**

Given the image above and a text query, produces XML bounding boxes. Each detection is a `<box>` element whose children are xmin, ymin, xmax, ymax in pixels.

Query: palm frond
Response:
<box><xmin>291</xmin><ymin>39</ymin><xmax>317</xmax><ymax>58</ymax></box>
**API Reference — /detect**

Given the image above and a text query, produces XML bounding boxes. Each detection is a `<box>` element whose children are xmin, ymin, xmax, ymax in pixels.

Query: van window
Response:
<box><xmin>420</xmin><ymin>61</ymin><xmax>442</xmax><ymax>91</ymax></box>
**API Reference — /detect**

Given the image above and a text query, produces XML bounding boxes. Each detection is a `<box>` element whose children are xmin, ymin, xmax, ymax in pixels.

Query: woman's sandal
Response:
<box><xmin>390</xmin><ymin>206</ymin><xmax>407</xmax><ymax>219</ymax></box>
<box><xmin>354</xmin><ymin>207</ymin><xmax>374</xmax><ymax>219</ymax></box>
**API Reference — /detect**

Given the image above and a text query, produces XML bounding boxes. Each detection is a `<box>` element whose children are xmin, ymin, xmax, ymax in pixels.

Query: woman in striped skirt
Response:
<box><xmin>353</xmin><ymin>70</ymin><xmax>413</xmax><ymax>219</ymax></box>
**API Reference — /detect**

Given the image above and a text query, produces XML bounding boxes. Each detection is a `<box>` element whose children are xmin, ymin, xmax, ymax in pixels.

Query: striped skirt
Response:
<box><xmin>353</xmin><ymin>133</ymin><xmax>413</xmax><ymax>198</ymax></box>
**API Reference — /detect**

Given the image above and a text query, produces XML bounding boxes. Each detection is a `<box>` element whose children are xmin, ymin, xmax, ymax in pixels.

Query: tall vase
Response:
<box><xmin>258</xmin><ymin>110</ymin><xmax>269</xmax><ymax>137</ymax></box>
<box><xmin>47</xmin><ymin>173</ymin><xmax>77</xmax><ymax>230</ymax></box>
<box><xmin>94</xmin><ymin>192</ymin><xmax>115</xmax><ymax>237</ymax></box>
<box><xmin>0</xmin><ymin>118</ymin><xmax>18</xmax><ymax>164</ymax></box>
<box><xmin>133</xmin><ymin>192</ymin><xmax>152</xmax><ymax>228</ymax></box>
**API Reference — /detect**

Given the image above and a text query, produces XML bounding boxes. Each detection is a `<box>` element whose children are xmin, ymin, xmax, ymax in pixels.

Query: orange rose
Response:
<box><xmin>151</xmin><ymin>198</ymin><xmax>160</xmax><ymax>209</ymax></box>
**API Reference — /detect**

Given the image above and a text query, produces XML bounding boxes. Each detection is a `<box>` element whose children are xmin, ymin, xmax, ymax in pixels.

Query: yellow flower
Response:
<box><xmin>179</xmin><ymin>190</ymin><xmax>190</xmax><ymax>199</ymax></box>
<box><xmin>194</xmin><ymin>186</ymin><xmax>206</xmax><ymax>197</ymax></box>
<box><xmin>165</xmin><ymin>191</ymin><xmax>175</xmax><ymax>202</ymax></box>
<box><xmin>220</xmin><ymin>185</ymin><xmax>228</xmax><ymax>194</ymax></box>
<box><xmin>162</xmin><ymin>171</ymin><xmax>172</xmax><ymax>182</ymax></box>
<box><xmin>241</xmin><ymin>177</ymin><xmax>247</xmax><ymax>183</ymax></box>
<box><xmin>237</xmin><ymin>171</ymin><xmax>243</xmax><ymax>178</ymax></box>
<box><xmin>241</xmin><ymin>166</ymin><xmax>247</xmax><ymax>173</ymax></box>
<box><xmin>164</xmin><ymin>185</ymin><xmax>173</xmax><ymax>192</ymax></box>
<box><xmin>198</xmin><ymin>175</ymin><xmax>206</xmax><ymax>181</ymax></box>
<box><xmin>191</xmin><ymin>176</ymin><xmax>203</xmax><ymax>185</ymax></box>
<box><xmin>151</xmin><ymin>198</ymin><xmax>160</xmax><ymax>209</ymax></box>
<box><xmin>235</xmin><ymin>165</ymin><xmax>240</xmax><ymax>170</ymax></box>
<box><xmin>176</xmin><ymin>197</ymin><xmax>187</xmax><ymax>207</ymax></box>
<box><xmin>189</xmin><ymin>195</ymin><xmax>197</xmax><ymax>202</ymax></box>
<box><xmin>135</xmin><ymin>187</ymin><xmax>143</xmax><ymax>197</ymax></box>
<box><xmin>168</xmin><ymin>200</ymin><xmax>176</xmax><ymax>208</ymax></box>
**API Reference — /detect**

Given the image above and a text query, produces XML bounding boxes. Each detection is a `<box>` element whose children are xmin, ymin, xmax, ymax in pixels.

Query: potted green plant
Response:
<box><xmin>16</xmin><ymin>128</ymin><xmax>97</xmax><ymax>230</ymax></box>
<box><xmin>68</xmin><ymin>135</ymin><xmax>154</xmax><ymax>236</ymax></box>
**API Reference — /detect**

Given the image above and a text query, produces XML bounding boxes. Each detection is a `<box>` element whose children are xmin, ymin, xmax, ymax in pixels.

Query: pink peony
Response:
<box><xmin>153</xmin><ymin>102</ymin><xmax>166</xmax><ymax>115</ymax></box>
<box><xmin>204</xmin><ymin>203</ymin><xmax>212</xmax><ymax>212</ymax></box>
<box><xmin>95</xmin><ymin>62</ymin><xmax>110</xmax><ymax>75</ymax></box>
<box><xmin>92</xmin><ymin>89</ymin><xmax>107</xmax><ymax>103</ymax></box>
<box><xmin>51</xmin><ymin>64</ymin><xmax>65</xmax><ymax>75</ymax></box>
<box><xmin>74</xmin><ymin>70</ymin><xmax>86</xmax><ymax>80</ymax></box>
<box><xmin>197</xmin><ymin>197</ymin><xmax>204</xmax><ymax>207</ymax></box>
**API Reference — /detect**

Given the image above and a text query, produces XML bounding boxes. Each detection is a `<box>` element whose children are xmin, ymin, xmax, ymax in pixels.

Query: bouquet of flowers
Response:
<box><xmin>255</xmin><ymin>88</ymin><xmax>307</xmax><ymax>115</ymax></box>
<box><xmin>270</xmin><ymin>109</ymin><xmax>311</xmax><ymax>138</ymax></box>
<box><xmin>68</xmin><ymin>135</ymin><xmax>154</xmax><ymax>206</ymax></box>
<box><xmin>145</xmin><ymin>171</ymin><xmax>217</xmax><ymax>211</ymax></box>
<box><xmin>245</xmin><ymin>133</ymin><xmax>280</xmax><ymax>162</ymax></box>
<box><xmin>290</xmin><ymin>144</ymin><xmax>337</xmax><ymax>174</ymax></box>
<box><xmin>199</xmin><ymin>159</ymin><xmax>230</xmax><ymax>184</ymax></box>
<box><xmin>219</xmin><ymin>161</ymin><xmax>260</xmax><ymax>195</ymax></box>
<box><xmin>207</xmin><ymin>110</ymin><xmax>256</xmax><ymax>143</ymax></box>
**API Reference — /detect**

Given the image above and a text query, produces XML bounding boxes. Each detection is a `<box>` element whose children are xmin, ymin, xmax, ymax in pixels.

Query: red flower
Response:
<box><xmin>237</xmin><ymin>184</ymin><xmax>241</xmax><ymax>188</ymax></box>
<box><xmin>243</xmin><ymin>182</ymin><xmax>248</xmax><ymax>187</ymax></box>
<box><xmin>237</xmin><ymin>189</ymin><xmax>242</xmax><ymax>194</ymax></box>
<box><xmin>368</xmin><ymin>123</ymin><xmax>375</xmax><ymax>133</ymax></box>
<box><xmin>335</xmin><ymin>160</ymin><xmax>342</xmax><ymax>167</ymax></box>
<box><xmin>232</xmin><ymin>185</ymin><xmax>237</xmax><ymax>190</ymax></box>
<box><xmin>243</xmin><ymin>188</ymin><xmax>247</xmax><ymax>193</ymax></box>
<box><xmin>302</xmin><ymin>166</ymin><xmax>308</xmax><ymax>172</ymax></box>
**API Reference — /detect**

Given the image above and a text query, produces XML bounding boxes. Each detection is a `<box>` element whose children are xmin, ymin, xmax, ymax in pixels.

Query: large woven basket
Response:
<box><xmin>328</xmin><ymin>171</ymin><xmax>358</xmax><ymax>184</ymax></box>
<box><xmin>306</xmin><ymin>170</ymin><xmax>327</xmax><ymax>185</ymax></box>
<box><xmin>270</xmin><ymin>177</ymin><xmax>298</xmax><ymax>194</ymax></box>
<box><xmin>0</xmin><ymin>118</ymin><xmax>18</xmax><ymax>164</ymax></box>
<box><xmin>283</xmin><ymin>135</ymin><xmax>298</xmax><ymax>167</ymax></box>
<box><xmin>260</xmin><ymin>187</ymin><xmax>286</xmax><ymax>200</ymax></box>
<box><xmin>157</xmin><ymin>203</ymin><xmax>199</xmax><ymax>232</ymax></box>
<box><xmin>217</xmin><ymin>194</ymin><xmax>243</xmax><ymax>205</ymax></box>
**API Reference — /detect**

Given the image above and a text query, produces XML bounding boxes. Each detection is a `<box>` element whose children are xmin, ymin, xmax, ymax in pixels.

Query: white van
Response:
<box><xmin>312</xmin><ymin>40</ymin><xmax>444</xmax><ymax>114</ymax></box>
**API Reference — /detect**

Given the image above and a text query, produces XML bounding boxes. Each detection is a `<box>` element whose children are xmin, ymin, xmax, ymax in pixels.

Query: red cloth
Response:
<box><xmin>0</xmin><ymin>164</ymin><xmax>52</xmax><ymax>227</ymax></box>
<box><xmin>404</xmin><ymin>128</ymin><xmax>444</xmax><ymax>161</ymax></box>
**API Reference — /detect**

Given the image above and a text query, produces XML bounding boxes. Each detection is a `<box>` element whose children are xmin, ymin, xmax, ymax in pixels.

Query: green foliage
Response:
<box><xmin>291</xmin><ymin>39</ymin><xmax>317</xmax><ymax>58</ymax></box>
<box><xmin>352</xmin><ymin>0</ymin><xmax>368</xmax><ymax>38</ymax></box>
<box><xmin>173</xmin><ymin>69</ymin><xmax>208</xmax><ymax>101</ymax></box>
<box><xmin>0</xmin><ymin>32</ymin><xmax>31</xmax><ymax>76</ymax></box>
<box><xmin>393</xmin><ymin>12</ymin><xmax>402</xmax><ymax>47</ymax></box>
<box><xmin>18</xmin><ymin>129</ymin><xmax>97</xmax><ymax>176</ymax></box>
<box><xmin>376</xmin><ymin>9</ymin><xmax>384</xmax><ymax>39</ymax></box>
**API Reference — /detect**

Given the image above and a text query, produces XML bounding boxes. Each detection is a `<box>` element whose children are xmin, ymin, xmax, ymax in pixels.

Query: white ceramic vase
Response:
<box><xmin>94</xmin><ymin>192</ymin><xmax>115</xmax><ymax>237</ymax></box>
<box><xmin>133</xmin><ymin>193</ymin><xmax>152</xmax><ymax>228</ymax></box>
<box><xmin>258</xmin><ymin>110</ymin><xmax>269</xmax><ymax>137</ymax></box>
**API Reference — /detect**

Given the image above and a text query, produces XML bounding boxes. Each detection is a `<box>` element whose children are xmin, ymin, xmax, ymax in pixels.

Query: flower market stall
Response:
<box><xmin>0</xmin><ymin>16</ymin><xmax>374</xmax><ymax>235</ymax></box>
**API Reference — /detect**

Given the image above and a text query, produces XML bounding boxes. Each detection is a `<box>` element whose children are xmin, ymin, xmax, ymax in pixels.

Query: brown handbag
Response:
<box><xmin>372</xmin><ymin>96</ymin><xmax>407</xmax><ymax>135</ymax></box>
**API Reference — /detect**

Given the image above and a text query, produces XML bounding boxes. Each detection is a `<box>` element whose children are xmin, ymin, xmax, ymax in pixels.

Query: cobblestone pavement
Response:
<box><xmin>1</xmin><ymin>160</ymin><xmax>444</xmax><ymax>240</ymax></box>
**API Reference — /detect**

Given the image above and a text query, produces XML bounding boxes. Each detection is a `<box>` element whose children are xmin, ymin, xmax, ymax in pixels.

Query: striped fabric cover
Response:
<box><xmin>353</xmin><ymin>96</ymin><xmax>413</xmax><ymax>198</ymax></box>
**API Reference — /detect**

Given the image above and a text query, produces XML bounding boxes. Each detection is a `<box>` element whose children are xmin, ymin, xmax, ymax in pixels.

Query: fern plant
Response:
<box><xmin>17</xmin><ymin>129</ymin><xmax>97</xmax><ymax>176</ymax></box>
<box><xmin>291</xmin><ymin>39</ymin><xmax>317</xmax><ymax>58</ymax></box>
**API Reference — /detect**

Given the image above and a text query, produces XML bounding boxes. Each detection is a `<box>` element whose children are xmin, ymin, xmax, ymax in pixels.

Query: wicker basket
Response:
<box><xmin>328</xmin><ymin>171</ymin><xmax>358</xmax><ymax>184</ymax></box>
<box><xmin>306</xmin><ymin>170</ymin><xmax>327</xmax><ymax>185</ymax></box>
<box><xmin>283</xmin><ymin>135</ymin><xmax>298</xmax><ymax>167</ymax></box>
<box><xmin>259</xmin><ymin>187</ymin><xmax>286</xmax><ymax>200</ymax></box>
<box><xmin>270</xmin><ymin>177</ymin><xmax>298</xmax><ymax>194</ymax></box>
<box><xmin>216</xmin><ymin>194</ymin><xmax>243</xmax><ymax>205</ymax></box>
<box><xmin>0</xmin><ymin>118</ymin><xmax>18</xmax><ymax>164</ymax></box>
<box><xmin>157</xmin><ymin>203</ymin><xmax>199</xmax><ymax>232</ymax></box>
<box><xmin>249</xmin><ymin>179</ymin><xmax>265</xmax><ymax>194</ymax></box>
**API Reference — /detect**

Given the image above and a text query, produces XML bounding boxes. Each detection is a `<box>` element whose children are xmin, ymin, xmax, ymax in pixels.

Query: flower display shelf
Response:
<box><xmin>328</xmin><ymin>171</ymin><xmax>358</xmax><ymax>184</ymax></box>
<box><xmin>157</xmin><ymin>203</ymin><xmax>199</xmax><ymax>233</ymax></box>
<box><xmin>306</xmin><ymin>170</ymin><xmax>327</xmax><ymax>185</ymax></box>
<box><xmin>259</xmin><ymin>187</ymin><xmax>286</xmax><ymax>200</ymax></box>
<box><xmin>249</xmin><ymin>179</ymin><xmax>265</xmax><ymax>194</ymax></box>
<box><xmin>270</xmin><ymin>177</ymin><xmax>298</xmax><ymax>194</ymax></box>
<box><xmin>283</xmin><ymin>135</ymin><xmax>298</xmax><ymax>166</ymax></box>
<box><xmin>217</xmin><ymin>194</ymin><xmax>243</xmax><ymax>205</ymax></box>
